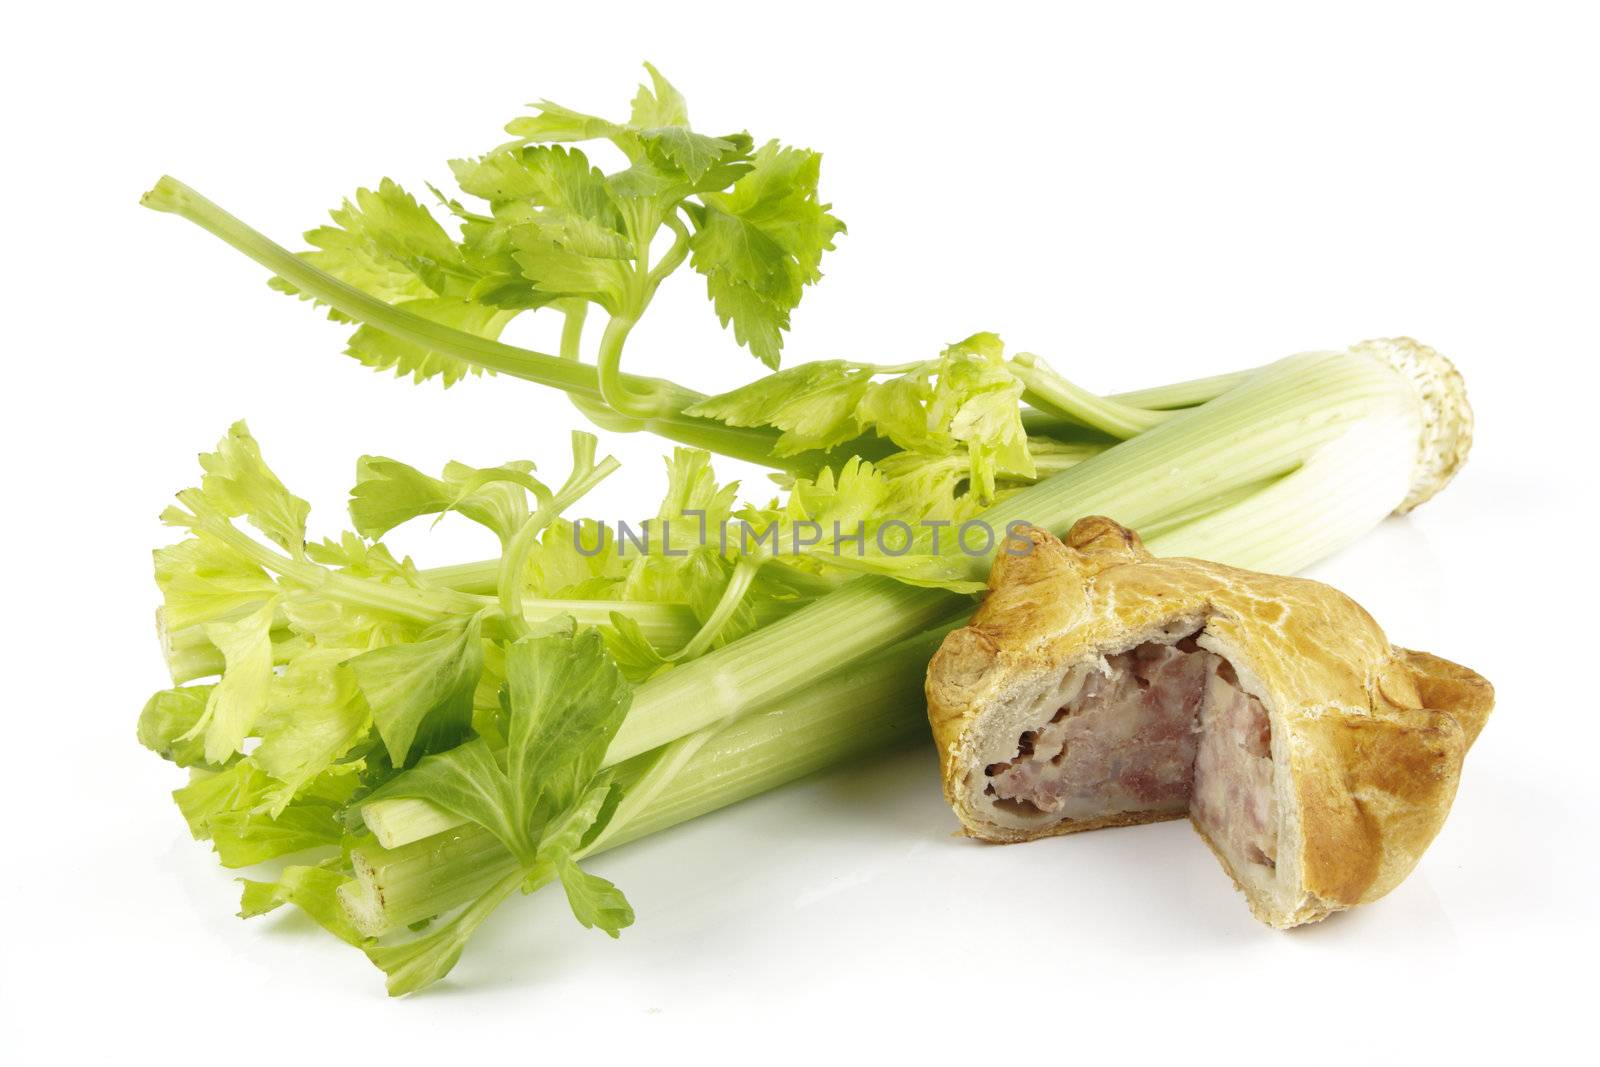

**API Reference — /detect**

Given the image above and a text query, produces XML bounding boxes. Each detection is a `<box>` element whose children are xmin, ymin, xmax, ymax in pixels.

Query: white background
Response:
<box><xmin>4</xmin><ymin>0</ymin><xmax>1596</xmax><ymax>1059</ymax></box>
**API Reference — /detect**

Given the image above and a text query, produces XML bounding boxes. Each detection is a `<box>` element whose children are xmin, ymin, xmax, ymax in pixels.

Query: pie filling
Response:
<box><xmin>984</xmin><ymin>635</ymin><xmax>1278</xmax><ymax>869</ymax></box>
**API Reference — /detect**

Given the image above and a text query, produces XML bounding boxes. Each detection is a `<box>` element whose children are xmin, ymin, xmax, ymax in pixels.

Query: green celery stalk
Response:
<box><xmin>1010</xmin><ymin>352</ymin><xmax>1176</xmax><ymax>438</ymax></box>
<box><xmin>342</xmin><ymin>622</ymin><xmax>957</xmax><ymax>934</ymax></box>
<box><xmin>141</xmin><ymin>178</ymin><xmax>1210</xmax><ymax>470</ymax></box>
<box><xmin>602</xmin><ymin>347</ymin><xmax>1419</xmax><ymax>765</ymax></box>
<box><xmin>143</xmin><ymin>178</ymin><xmax>845</xmax><ymax>473</ymax></box>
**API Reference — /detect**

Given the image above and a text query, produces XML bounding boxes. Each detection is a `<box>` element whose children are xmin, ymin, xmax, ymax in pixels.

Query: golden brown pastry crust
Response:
<box><xmin>925</xmin><ymin>517</ymin><xmax>1493</xmax><ymax>926</ymax></box>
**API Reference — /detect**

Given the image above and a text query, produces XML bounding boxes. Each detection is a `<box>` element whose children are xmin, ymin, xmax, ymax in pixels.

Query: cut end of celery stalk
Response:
<box><xmin>1349</xmin><ymin>337</ymin><xmax>1475</xmax><ymax>513</ymax></box>
<box><xmin>363</xmin><ymin>796</ymin><xmax>467</xmax><ymax>849</ymax></box>
<box><xmin>140</xmin><ymin>175</ymin><xmax>194</xmax><ymax>214</ymax></box>
<box><xmin>338</xmin><ymin>874</ymin><xmax>386</xmax><ymax>939</ymax></box>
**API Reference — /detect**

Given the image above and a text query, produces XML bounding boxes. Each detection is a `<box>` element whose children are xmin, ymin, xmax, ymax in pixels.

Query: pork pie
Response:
<box><xmin>925</xmin><ymin>517</ymin><xmax>1493</xmax><ymax>927</ymax></box>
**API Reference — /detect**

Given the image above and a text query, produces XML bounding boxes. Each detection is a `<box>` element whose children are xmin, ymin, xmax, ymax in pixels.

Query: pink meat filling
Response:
<box><xmin>1192</xmin><ymin>660</ymin><xmax>1278</xmax><ymax>866</ymax></box>
<box><xmin>986</xmin><ymin>636</ymin><xmax>1279</xmax><ymax>869</ymax></box>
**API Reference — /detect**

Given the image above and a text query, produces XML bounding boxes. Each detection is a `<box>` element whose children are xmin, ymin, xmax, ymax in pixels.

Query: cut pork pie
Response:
<box><xmin>924</xmin><ymin>517</ymin><xmax>1493</xmax><ymax>928</ymax></box>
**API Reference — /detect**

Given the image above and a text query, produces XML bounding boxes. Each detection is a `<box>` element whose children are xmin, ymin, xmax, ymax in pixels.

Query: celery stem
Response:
<box><xmin>139</xmin><ymin>177</ymin><xmax>1161</xmax><ymax>475</ymax></box>
<box><xmin>140</xmin><ymin>177</ymin><xmax>812</xmax><ymax>469</ymax></box>
<box><xmin>346</xmin><ymin>622</ymin><xmax>959</xmax><ymax>933</ymax></box>
<box><xmin>672</xmin><ymin>559</ymin><xmax>761</xmax><ymax>660</ymax></box>
<box><xmin>596</xmin><ymin>314</ymin><xmax>667</xmax><ymax>419</ymax></box>
<box><xmin>1011</xmin><ymin>353</ymin><xmax>1175</xmax><ymax>438</ymax></box>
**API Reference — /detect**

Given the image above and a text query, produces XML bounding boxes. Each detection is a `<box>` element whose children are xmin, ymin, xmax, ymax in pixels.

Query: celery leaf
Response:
<box><xmin>197</xmin><ymin>421</ymin><xmax>310</xmax><ymax>556</ymax></box>
<box><xmin>349</xmin><ymin>456</ymin><xmax>541</xmax><ymax>542</ymax></box>
<box><xmin>137</xmin><ymin>685</ymin><xmax>217</xmax><ymax>769</ymax></box>
<box><xmin>272</xmin><ymin>179</ymin><xmax>517</xmax><ymax>385</ymax></box>
<box><xmin>346</xmin><ymin>613</ymin><xmax>485</xmax><ymax>767</ymax></box>
<box><xmin>556</xmin><ymin>860</ymin><xmax>634</xmax><ymax>937</ymax></box>
<box><xmin>502</xmin><ymin>628</ymin><xmax>632</xmax><ymax>817</ymax></box>
<box><xmin>239</xmin><ymin>864</ymin><xmax>366</xmax><ymax>946</ymax></box>
<box><xmin>601</xmin><ymin>611</ymin><xmax>671</xmax><ymax>683</ymax></box>
<box><xmin>363</xmin><ymin>627</ymin><xmax>630</xmax><ymax>863</ymax></box>
<box><xmin>173</xmin><ymin>760</ymin><xmax>356</xmax><ymax>867</ymax></box>
<box><xmin>252</xmin><ymin>649</ymin><xmax>370</xmax><ymax>815</ymax></box>
<box><xmin>687</xmin><ymin>143</ymin><xmax>845</xmax><ymax>368</ymax></box>
<box><xmin>683</xmin><ymin>360</ymin><xmax>874</xmax><ymax>454</ymax></box>
<box><xmin>193</xmin><ymin>599</ymin><xmax>279</xmax><ymax>763</ymax></box>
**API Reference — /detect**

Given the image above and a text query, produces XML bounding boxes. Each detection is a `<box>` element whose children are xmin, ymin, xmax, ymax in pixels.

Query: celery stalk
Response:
<box><xmin>142</xmin><ymin>178</ymin><xmax>856</xmax><ymax>473</ymax></box>
<box><xmin>142</xmin><ymin>178</ymin><xmax>1178</xmax><ymax>474</ymax></box>
<box><xmin>603</xmin><ymin>348</ymin><xmax>1419</xmax><ymax>765</ymax></box>
<box><xmin>343</xmin><ymin>623</ymin><xmax>957</xmax><ymax>934</ymax></box>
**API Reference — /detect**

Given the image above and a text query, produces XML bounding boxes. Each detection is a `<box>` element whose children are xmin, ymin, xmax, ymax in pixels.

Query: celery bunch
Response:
<box><xmin>139</xmin><ymin>67</ymin><xmax>1470</xmax><ymax>994</ymax></box>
